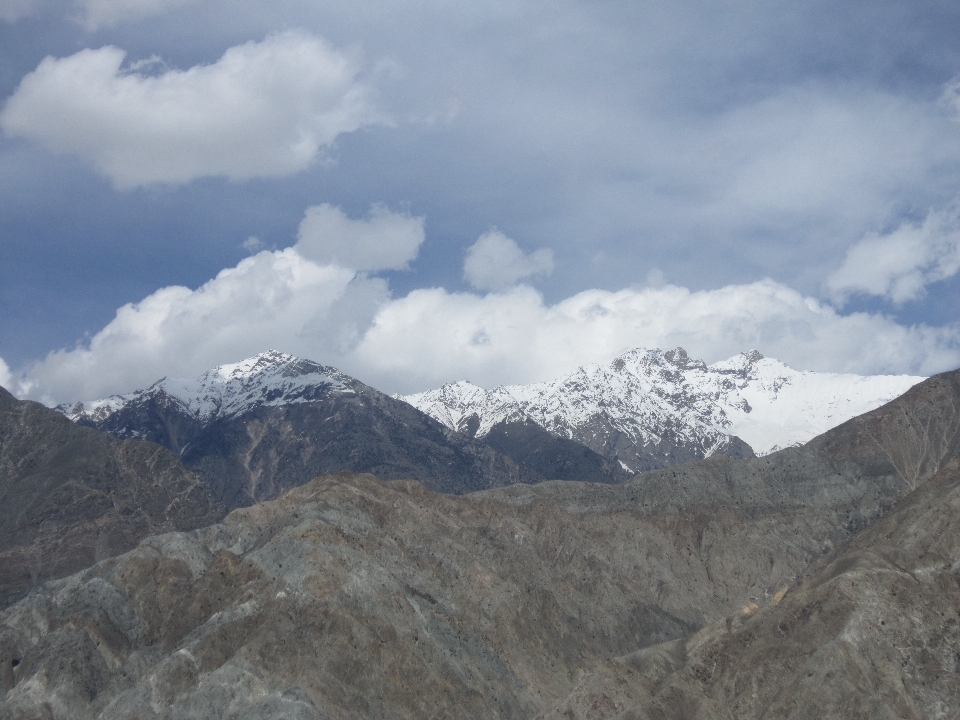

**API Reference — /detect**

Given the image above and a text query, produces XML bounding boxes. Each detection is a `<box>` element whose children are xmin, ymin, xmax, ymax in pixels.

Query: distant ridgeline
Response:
<box><xmin>57</xmin><ymin>349</ymin><xmax>922</xmax><ymax>502</ymax></box>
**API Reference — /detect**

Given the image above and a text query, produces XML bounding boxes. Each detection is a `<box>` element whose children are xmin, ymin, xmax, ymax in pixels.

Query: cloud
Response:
<box><xmin>76</xmin><ymin>0</ymin><xmax>201</xmax><ymax>29</ymax></box>
<box><xmin>463</xmin><ymin>230</ymin><xmax>554</xmax><ymax>291</ymax></box>
<box><xmin>295</xmin><ymin>204</ymin><xmax>425</xmax><ymax>272</ymax></box>
<box><xmin>13</xmin><ymin>256</ymin><xmax>959</xmax><ymax>404</ymax></box>
<box><xmin>241</xmin><ymin>236</ymin><xmax>265</xmax><ymax>254</ymax></box>
<box><xmin>826</xmin><ymin>208</ymin><xmax>960</xmax><ymax>304</ymax></box>
<box><xmin>0</xmin><ymin>31</ymin><xmax>383</xmax><ymax>188</ymax></box>
<box><xmin>352</xmin><ymin>280</ymin><xmax>960</xmax><ymax>393</ymax></box>
<box><xmin>0</xmin><ymin>0</ymin><xmax>38</xmax><ymax>22</ymax></box>
<box><xmin>0</xmin><ymin>356</ymin><xmax>12</xmax><ymax>391</ymax></box>
<box><xmin>15</xmin><ymin>249</ymin><xmax>389</xmax><ymax>404</ymax></box>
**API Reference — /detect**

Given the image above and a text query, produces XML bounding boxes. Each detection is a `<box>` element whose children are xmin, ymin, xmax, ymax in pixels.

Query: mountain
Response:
<box><xmin>545</xmin><ymin>453</ymin><xmax>960</xmax><ymax>719</ymax></box>
<box><xmin>6</xmin><ymin>368</ymin><xmax>958</xmax><ymax>719</ymax></box>
<box><xmin>402</xmin><ymin>347</ymin><xmax>923</xmax><ymax>471</ymax></box>
<box><xmin>0</xmin><ymin>386</ymin><xmax>221</xmax><ymax>608</ymax></box>
<box><xmin>59</xmin><ymin>351</ymin><xmax>626</xmax><ymax>505</ymax></box>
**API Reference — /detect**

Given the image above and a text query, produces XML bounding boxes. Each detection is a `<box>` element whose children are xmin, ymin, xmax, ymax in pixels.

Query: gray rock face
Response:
<box><xmin>543</xmin><ymin>458</ymin><xmax>960</xmax><ymax>720</ymax></box>
<box><xmin>0</xmin><ymin>386</ymin><xmax>222</xmax><ymax>609</ymax></box>
<box><xmin>0</xmin><ymin>469</ymin><xmax>940</xmax><ymax>718</ymax></box>
<box><xmin>2</xmin><ymin>369</ymin><xmax>958</xmax><ymax>719</ymax></box>
<box><xmin>481</xmin><ymin>419</ymin><xmax>632</xmax><ymax>483</ymax></box>
<box><xmin>0</xmin><ymin>472</ymin><xmax>815</xmax><ymax>720</ymax></box>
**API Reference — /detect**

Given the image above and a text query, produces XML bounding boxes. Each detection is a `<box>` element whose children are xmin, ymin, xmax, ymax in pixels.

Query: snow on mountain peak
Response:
<box><xmin>58</xmin><ymin>350</ymin><xmax>354</xmax><ymax>425</ymax></box>
<box><xmin>57</xmin><ymin>346</ymin><xmax>926</xmax><ymax>474</ymax></box>
<box><xmin>401</xmin><ymin>347</ymin><xmax>925</xmax><ymax>464</ymax></box>
<box><xmin>709</xmin><ymin>349</ymin><xmax>766</xmax><ymax>376</ymax></box>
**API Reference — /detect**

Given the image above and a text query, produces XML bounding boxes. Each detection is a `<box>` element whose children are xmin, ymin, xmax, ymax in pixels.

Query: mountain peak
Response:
<box><xmin>211</xmin><ymin>349</ymin><xmax>297</xmax><ymax>378</ymax></box>
<box><xmin>59</xmin><ymin>352</ymin><xmax>356</xmax><ymax>425</ymax></box>
<box><xmin>663</xmin><ymin>346</ymin><xmax>708</xmax><ymax>371</ymax></box>
<box><xmin>709</xmin><ymin>349</ymin><xmax>768</xmax><ymax>377</ymax></box>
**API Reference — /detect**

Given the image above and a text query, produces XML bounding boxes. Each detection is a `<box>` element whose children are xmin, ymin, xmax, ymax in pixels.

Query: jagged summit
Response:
<box><xmin>58</xmin><ymin>350</ymin><xmax>354</xmax><ymax>427</ymax></box>
<box><xmin>402</xmin><ymin>347</ymin><xmax>924</xmax><ymax>466</ymax></box>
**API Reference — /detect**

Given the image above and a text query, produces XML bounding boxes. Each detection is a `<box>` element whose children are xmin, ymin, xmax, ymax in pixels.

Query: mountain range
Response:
<box><xmin>402</xmin><ymin>347</ymin><xmax>922</xmax><ymax>470</ymax></box>
<box><xmin>58</xmin><ymin>350</ymin><xmax>555</xmax><ymax>506</ymax></box>
<box><xmin>0</xmin><ymin>359</ymin><xmax>957</xmax><ymax>718</ymax></box>
<box><xmin>58</xmin><ymin>348</ymin><xmax>920</xmax><ymax>492</ymax></box>
<box><xmin>2</xmin><ymin>348</ymin><xmax>958</xmax><ymax>718</ymax></box>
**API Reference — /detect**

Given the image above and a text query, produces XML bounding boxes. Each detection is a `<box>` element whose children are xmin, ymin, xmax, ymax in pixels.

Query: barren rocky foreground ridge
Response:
<box><xmin>0</xmin><ymin>387</ymin><xmax>222</xmax><ymax>608</ymax></box>
<box><xmin>1</xmin><ymin>368</ymin><xmax>959</xmax><ymax>718</ymax></box>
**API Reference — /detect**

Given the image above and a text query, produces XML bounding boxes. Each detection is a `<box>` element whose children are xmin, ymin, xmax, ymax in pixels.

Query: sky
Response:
<box><xmin>2</xmin><ymin>0</ymin><xmax>960</xmax><ymax>404</ymax></box>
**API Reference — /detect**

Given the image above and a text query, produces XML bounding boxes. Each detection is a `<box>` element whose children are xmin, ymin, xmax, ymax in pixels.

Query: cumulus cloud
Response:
<box><xmin>463</xmin><ymin>230</ymin><xmax>554</xmax><ymax>291</ymax></box>
<box><xmin>352</xmin><ymin>280</ymin><xmax>960</xmax><ymax>393</ymax></box>
<box><xmin>295</xmin><ymin>204</ymin><xmax>425</xmax><ymax>272</ymax></box>
<box><xmin>15</xmin><ymin>248</ymin><xmax>390</xmax><ymax>404</ymax></box>
<box><xmin>0</xmin><ymin>31</ymin><xmax>382</xmax><ymax>188</ymax></box>
<box><xmin>13</xmin><ymin>259</ymin><xmax>960</xmax><ymax>404</ymax></box>
<box><xmin>826</xmin><ymin>208</ymin><xmax>960</xmax><ymax>304</ymax></box>
<box><xmin>76</xmin><ymin>0</ymin><xmax>201</xmax><ymax>29</ymax></box>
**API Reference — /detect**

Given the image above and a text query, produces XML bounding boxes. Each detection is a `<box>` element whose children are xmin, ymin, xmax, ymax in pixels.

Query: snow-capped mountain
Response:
<box><xmin>58</xmin><ymin>350</ymin><xmax>354</xmax><ymax>430</ymax></box>
<box><xmin>55</xmin><ymin>350</ymin><xmax>570</xmax><ymax>503</ymax></box>
<box><xmin>401</xmin><ymin>348</ymin><xmax>925</xmax><ymax>470</ymax></box>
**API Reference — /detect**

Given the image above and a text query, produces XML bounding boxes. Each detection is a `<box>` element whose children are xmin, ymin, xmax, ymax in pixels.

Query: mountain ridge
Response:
<box><xmin>58</xmin><ymin>351</ymin><xmax>623</xmax><ymax>504</ymax></box>
<box><xmin>402</xmin><ymin>347</ymin><xmax>923</xmax><ymax>470</ymax></box>
<box><xmin>57</xmin><ymin>350</ymin><xmax>354</xmax><ymax>428</ymax></box>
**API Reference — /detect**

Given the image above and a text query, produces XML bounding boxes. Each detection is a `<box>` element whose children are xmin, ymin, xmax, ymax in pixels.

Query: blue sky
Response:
<box><xmin>2</xmin><ymin>0</ymin><xmax>960</xmax><ymax>403</ymax></box>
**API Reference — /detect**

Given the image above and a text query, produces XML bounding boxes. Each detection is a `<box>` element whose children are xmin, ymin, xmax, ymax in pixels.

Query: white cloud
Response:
<box><xmin>0</xmin><ymin>0</ymin><xmax>38</xmax><ymax>22</ymax></box>
<box><xmin>0</xmin><ymin>31</ymin><xmax>383</xmax><ymax>188</ymax></box>
<box><xmin>76</xmin><ymin>0</ymin><xmax>201</xmax><ymax>30</ymax></box>
<box><xmin>826</xmin><ymin>208</ymin><xmax>960</xmax><ymax>304</ymax></box>
<box><xmin>16</xmin><ymin>249</ymin><xmax>389</xmax><ymax>404</ymax></box>
<box><xmin>241</xmin><ymin>236</ymin><xmax>265</xmax><ymax>254</ymax></box>
<box><xmin>295</xmin><ymin>203</ymin><xmax>425</xmax><ymax>272</ymax></box>
<box><xmin>463</xmin><ymin>230</ymin><xmax>554</xmax><ymax>291</ymax></box>
<box><xmin>351</xmin><ymin>280</ymin><xmax>960</xmax><ymax>393</ymax></box>
<box><xmin>0</xmin><ymin>356</ymin><xmax>12</xmax><ymax>391</ymax></box>
<box><xmin>14</xmin><ymin>256</ymin><xmax>959</xmax><ymax>404</ymax></box>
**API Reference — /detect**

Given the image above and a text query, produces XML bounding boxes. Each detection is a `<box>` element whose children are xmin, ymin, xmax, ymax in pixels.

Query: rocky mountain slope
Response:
<box><xmin>544</xmin><ymin>458</ymin><xmax>960</xmax><ymax>719</ymax></box>
<box><xmin>402</xmin><ymin>347</ymin><xmax>923</xmax><ymax>471</ymax></box>
<box><xmin>60</xmin><ymin>351</ymin><xmax>623</xmax><ymax>504</ymax></box>
<box><xmin>0</xmin><ymin>386</ymin><xmax>221</xmax><ymax>609</ymax></box>
<box><xmin>5</xmin><ymin>368</ymin><xmax>958</xmax><ymax>719</ymax></box>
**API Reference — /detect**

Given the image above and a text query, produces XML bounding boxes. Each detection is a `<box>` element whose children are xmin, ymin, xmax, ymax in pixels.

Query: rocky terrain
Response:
<box><xmin>2</xmin><ymin>368</ymin><xmax>957</xmax><ymax>719</ymax></box>
<box><xmin>543</xmin><ymin>456</ymin><xmax>960</xmax><ymax>719</ymax></box>
<box><xmin>0</xmin><ymin>387</ymin><xmax>221</xmax><ymax>609</ymax></box>
<box><xmin>403</xmin><ymin>347</ymin><xmax>923</xmax><ymax>470</ymax></box>
<box><xmin>58</xmin><ymin>351</ymin><xmax>571</xmax><ymax>505</ymax></box>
